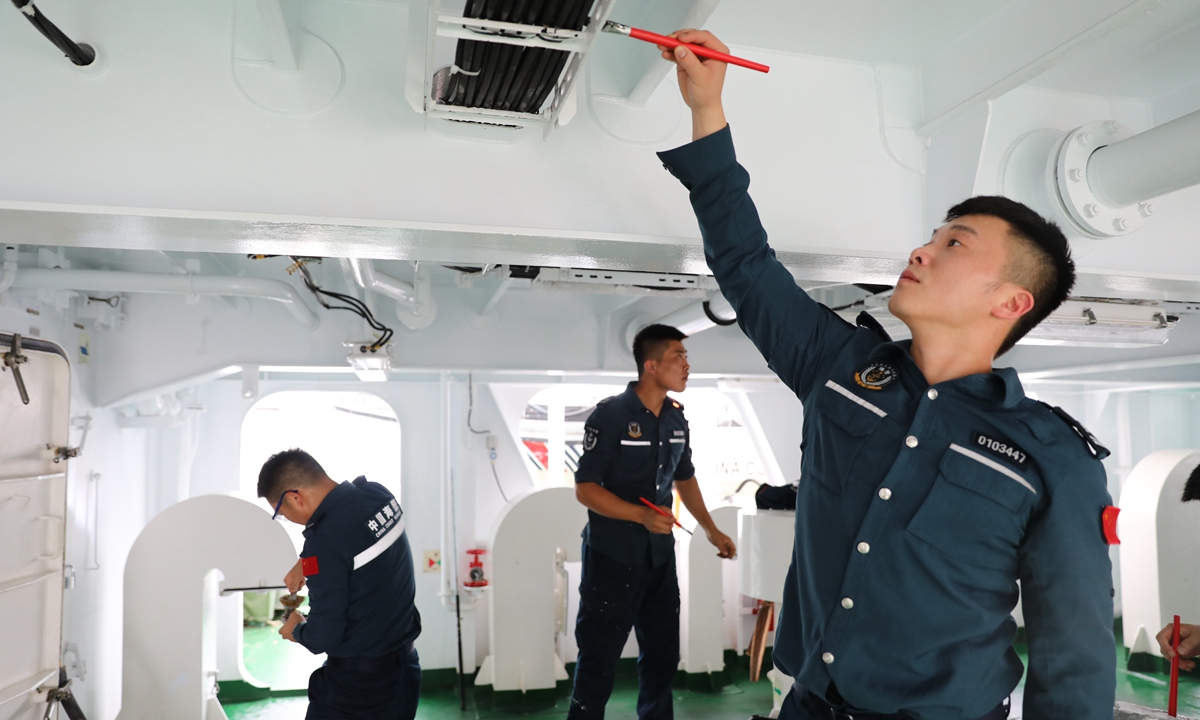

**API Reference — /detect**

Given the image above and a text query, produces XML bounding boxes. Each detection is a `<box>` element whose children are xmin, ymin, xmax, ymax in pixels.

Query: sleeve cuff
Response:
<box><xmin>656</xmin><ymin>125</ymin><xmax>736</xmax><ymax>188</ymax></box>
<box><xmin>292</xmin><ymin>622</ymin><xmax>308</xmax><ymax>648</ymax></box>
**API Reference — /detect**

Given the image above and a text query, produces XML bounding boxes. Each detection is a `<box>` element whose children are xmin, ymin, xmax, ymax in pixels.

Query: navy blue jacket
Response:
<box><xmin>575</xmin><ymin>382</ymin><xmax>696</xmax><ymax>567</ymax></box>
<box><xmin>658</xmin><ymin>127</ymin><xmax>1115</xmax><ymax>720</ymax></box>
<box><xmin>292</xmin><ymin>477</ymin><xmax>421</xmax><ymax>658</ymax></box>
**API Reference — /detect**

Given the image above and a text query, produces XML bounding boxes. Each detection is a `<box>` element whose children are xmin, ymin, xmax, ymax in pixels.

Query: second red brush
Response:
<box><xmin>638</xmin><ymin>496</ymin><xmax>693</xmax><ymax>535</ymax></box>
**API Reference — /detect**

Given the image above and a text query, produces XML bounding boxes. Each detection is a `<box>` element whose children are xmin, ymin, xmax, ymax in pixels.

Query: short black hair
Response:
<box><xmin>257</xmin><ymin>448</ymin><xmax>328</xmax><ymax>503</ymax></box>
<box><xmin>633</xmin><ymin>324</ymin><xmax>687</xmax><ymax>377</ymax></box>
<box><xmin>1183</xmin><ymin>463</ymin><xmax>1200</xmax><ymax>502</ymax></box>
<box><xmin>944</xmin><ymin>196</ymin><xmax>1075</xmax><ymax>356</ymax></box>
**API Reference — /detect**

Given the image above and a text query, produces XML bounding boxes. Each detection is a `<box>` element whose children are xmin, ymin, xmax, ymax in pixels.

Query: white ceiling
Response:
<box><xmin>706</xmin><ymin>0</ymin><xmax>1006</xmax><ymax>65</ymax></box>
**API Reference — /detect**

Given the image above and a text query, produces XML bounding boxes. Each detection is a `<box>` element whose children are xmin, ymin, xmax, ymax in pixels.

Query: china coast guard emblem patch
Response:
<box><xmin>628</xmin><ymin>421</ymin><xmax>643</xmax><ymax>438</ymax></box>
<box><xmin>854</xmin><ymin>362</ymin><xmax>898</xmax><ymax>391</ymax></box>
<box><xmin>583</xmin><ymin>426</ymin><xmax>599</xmax><ymax>451</ymax></box>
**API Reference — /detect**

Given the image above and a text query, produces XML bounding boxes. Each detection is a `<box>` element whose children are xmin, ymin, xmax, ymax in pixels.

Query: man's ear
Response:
<box><xmin>993</xmin><ymin>286</ymin><xmax>1035</xmax><ymax>321</ymax></box>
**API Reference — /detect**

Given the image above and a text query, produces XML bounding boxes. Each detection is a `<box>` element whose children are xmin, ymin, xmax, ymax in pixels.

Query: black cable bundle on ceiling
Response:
<box><xmin>443</xmin><ymin>0</ymin><xmax>595</xmax><ymax>114</ymax></box>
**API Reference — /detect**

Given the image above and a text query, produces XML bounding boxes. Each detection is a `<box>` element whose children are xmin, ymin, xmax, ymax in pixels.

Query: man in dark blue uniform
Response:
<box><xmin>569</xmin><ymin>323</ymin><xmax>738</xmax><ymax>720</ymax></box>
<box><xmin>650</xmin><ymin>32</ymin><xmax>1117</xmax><ymax>720</ymax></box>
<box><xmin>259</xmin><ymin>448</ymin><xmax>422</xmax><ymax>720</ymax></box>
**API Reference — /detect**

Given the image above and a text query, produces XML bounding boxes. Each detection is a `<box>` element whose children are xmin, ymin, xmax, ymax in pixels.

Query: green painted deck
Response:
<box><xmin>222</xmin><ymin>625</ymin><xmax>1200</xmax><ymax>719</ymax></box>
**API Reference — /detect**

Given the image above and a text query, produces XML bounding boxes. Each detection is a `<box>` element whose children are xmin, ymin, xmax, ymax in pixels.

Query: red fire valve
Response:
<box><xmin>465</xmin><ymin>548</ymin><xmax>489</xmax><ymax>587</ymax></box>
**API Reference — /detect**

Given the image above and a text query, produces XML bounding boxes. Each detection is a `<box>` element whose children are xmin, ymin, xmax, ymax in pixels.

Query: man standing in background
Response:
<box><xmin>570</xmin><ymin>323</ymin><xmax>737</xmax><ymax>720</ymax></box>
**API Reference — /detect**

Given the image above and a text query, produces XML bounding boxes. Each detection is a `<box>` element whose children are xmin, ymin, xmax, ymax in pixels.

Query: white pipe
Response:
<box><xmin>1089</xmin><ymin>109</ymin><xmax>1200</xmax><ymax>208</ymax></box>
<box><xmin>0</xmin><ymin>245</ymin><xmax>16</xmax><ymax>294</ymax></box>
<box><xmin>438</xmin><ymin>372</ymin><xmax>460</xmax><ymax>612</ymax></box>
<box><xmin>348</xmin><ymin>258</ymin><xmax>417</xmax><ymax>306</ymax></box>
<box><xmin>652</xmin><ymin>293</ymin><xmax>736</xmax><ymax>336</ymax></box>
<box><xmin>254</xmin><ymin>0</ymin><xmax>299</xmax><ymax>73</ymax></box>
<box><xmin>10</xmin><ymin>268</ymin><xmax>319</xmax><ymax>329</ymax></box>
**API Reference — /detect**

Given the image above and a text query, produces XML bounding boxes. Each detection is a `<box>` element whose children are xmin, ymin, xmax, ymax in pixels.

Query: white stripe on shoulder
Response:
<box><xmin>621</xmin><ymin>440</ymin><xmax>652</xmax><ymax>446</ymax></box>
<box><xmin>948</xmin><ymin>443</ymin><xmax>1036</xmax><ymax>495</ymax></box>
<box><xmin>668</xmin><ymin>438</ymin><xmax>685</xmax><ymax>444</ymax></box>
<box><xmin>824</xmin><ymin>380</ymin><xmax>887</xmax><ymax>418</ymax></box>
<box><xmin>353</xmin><ymin>518</ymin><xmax>406</xmax><ymax>570</ymax></box>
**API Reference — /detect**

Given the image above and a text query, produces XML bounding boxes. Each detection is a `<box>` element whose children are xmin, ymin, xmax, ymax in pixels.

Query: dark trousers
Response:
<box><xmin>567</xmin><ymin>543</ymin><xmax>680</xmax><ymax>720</ymax></box>
<box><xmin>779</xmin><ymin>684</ymin><xmax>1009</xmax><ymax>720</ymax></box>
<box><xmin>306</xmin><ymin>645</ymin><xmax>421</xmax><ymax>720</ymax></box>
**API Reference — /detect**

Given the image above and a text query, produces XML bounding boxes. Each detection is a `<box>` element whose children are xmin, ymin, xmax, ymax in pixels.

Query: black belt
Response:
<box><xmin>326</xmin><ymin>643</ymin><xmax>414</xmax><ymax>674</ymax></box>
<box><xmin>801</xmin><ymin>687</ymin><xmax>1010</xmax><ymax>720</ymax></box>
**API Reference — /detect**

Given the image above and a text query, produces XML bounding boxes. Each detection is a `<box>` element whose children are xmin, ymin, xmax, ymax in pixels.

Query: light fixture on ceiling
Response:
<box><xmin>1019</xmin><ymin>300</ymin><xmax>1178</xmax><ymax>348</ymax></box>
<box><xmin>344</xmin><ymin>341</ymin><xmax>393</xmax><ymax>382</ymax></box>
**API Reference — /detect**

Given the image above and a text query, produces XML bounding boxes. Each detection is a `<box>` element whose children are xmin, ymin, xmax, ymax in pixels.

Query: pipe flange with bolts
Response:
<box><xmin>1055</xmin><ymin>120</ymin><xmax>1149</xmax><ymax>238</ymax></box>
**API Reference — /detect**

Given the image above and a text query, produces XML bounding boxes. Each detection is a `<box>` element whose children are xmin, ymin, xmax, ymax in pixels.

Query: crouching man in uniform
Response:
<box><xmin>569</xmin><ymin>323</ymin><xmax>737</xmax><ymax>720</ymax></box>
<box><xmin>259</xmin><ymin>448</ymin><xmax>422</xmax><ymax>720</ymax></box>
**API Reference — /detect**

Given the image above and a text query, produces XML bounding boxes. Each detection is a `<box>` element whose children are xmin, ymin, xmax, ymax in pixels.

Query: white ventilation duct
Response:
<box><xmin>10</xmin><ymin>268</ymin><xmax>320</xmax><ymax>329</ymax></box>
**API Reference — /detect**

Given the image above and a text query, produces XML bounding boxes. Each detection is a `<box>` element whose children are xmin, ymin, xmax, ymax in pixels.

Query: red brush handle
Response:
<box><xmin>628</xmin><ymin>27</ymin><xmax>771</xmax><ymax>74</ymax></box>
<box><xmin>1171</xmin><ymin>614</ymin><xmax>1181</xmax><ymax>717</ymax></box>
<box><xmin>639</xmin><ymin>497</ymin><xmax>681</xmax><ymax>526</ymax></box>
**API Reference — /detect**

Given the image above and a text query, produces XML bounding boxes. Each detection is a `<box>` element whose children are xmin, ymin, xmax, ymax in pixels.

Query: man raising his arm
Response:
<box><xmin>653</xmin><ymin>31</ymin><xmax>1116</xmax><ymax>720</ymax></box>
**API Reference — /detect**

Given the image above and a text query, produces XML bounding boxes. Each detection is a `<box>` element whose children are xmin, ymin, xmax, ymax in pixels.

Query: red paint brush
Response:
<box><xmin>638</xmin><ymin>496</ymin><xmax>693</xmax><ymax>535</ymax></box>
<box><xmin>1171</xmin><ymin>614</ymin><xmax>1181</xmax><ymax>717</ymax></box>
<box><xmin>603</xmin><ymin>21</ymin><xmax>771</xmax><ymax>74</ymax></box>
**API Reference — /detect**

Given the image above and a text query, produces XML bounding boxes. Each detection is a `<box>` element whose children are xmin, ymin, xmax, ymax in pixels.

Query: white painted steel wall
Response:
<box><xmin>1119</xmin><ymin>451</ymin><xmax>1200</xmax><ymax>658</ymax></box>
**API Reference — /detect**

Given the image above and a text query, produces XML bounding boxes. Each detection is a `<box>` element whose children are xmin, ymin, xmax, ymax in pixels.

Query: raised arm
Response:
<box><xmin>1019</xmin><ymin>459</ymin><xmax>1115</xmax><ymax>720</ymax></box>
<box><xmin>656</xmin><ymin>30</ymin><xmax>856</xmax><ymax>398</ymax></box>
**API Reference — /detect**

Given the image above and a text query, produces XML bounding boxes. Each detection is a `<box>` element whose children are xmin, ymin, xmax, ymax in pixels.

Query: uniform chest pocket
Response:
<box><xmin>806</xmin><ymin>381</ymin><xmax>886</xmax><ymax>495</ymax></box>
<box><xmin>614</xmin><ymin>440</ymin><xmax>654</xmax><ymax>481</ymax></box>
<box><xmin>907</xmin><ymin>445</ymin><xmax>1037</xmax><ymax>573</ymax></box>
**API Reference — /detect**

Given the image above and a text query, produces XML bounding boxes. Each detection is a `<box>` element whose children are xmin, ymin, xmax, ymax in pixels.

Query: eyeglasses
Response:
<box><xmin>272</xmin><ymin>489</ymin><xmax>300</xmax><ymax>520</ymax></box>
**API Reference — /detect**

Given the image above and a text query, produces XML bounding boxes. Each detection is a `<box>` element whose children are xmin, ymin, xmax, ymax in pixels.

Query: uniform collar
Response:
<box><xmin>933</xmin><ymin>364</ymin><xmax>1024</xmax><ymax>408</ymax></box>
<box><xmin>867</xmin><ymin>341</ymin><xmax>1025</xmax><ymax>408</ymax></box>
<box><xmin>622</xmin><ymin>381</ymin><xmax>655</xmax><ymax>415</ymax></box>
<box><xmin>304</xmin><ymin>481</ymin><xmax>353</xmax><ymax>531</ymax></box>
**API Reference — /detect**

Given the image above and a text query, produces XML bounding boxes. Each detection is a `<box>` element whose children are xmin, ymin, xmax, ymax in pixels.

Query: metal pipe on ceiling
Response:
<box><xmin>1088</xmin><ymin>109</ymin><xmax>1200</xmax><ymax>209</ymax></box>
<box><xmin>347</xmin><ymin>258</ymin><xmax>418</xmax><ymax>306</ymax></box>
<box><xmin>650</xmin><ymin>293</ymin><xmax>736</xmax><ymax>336</ymax></box>
<box><xmin>0</xmin><ymin>246</ymin><xmax>16</xmax><ymax>294</ymax></box>
<box><xmin>9</xmin><ymin>268</ymin><xmax>320</xmax><ymax>329</ymax></box>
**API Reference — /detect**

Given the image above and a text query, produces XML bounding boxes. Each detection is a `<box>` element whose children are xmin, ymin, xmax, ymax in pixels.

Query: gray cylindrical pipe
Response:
<box><xmin>1088</xmin><ymin>109</ymin><xmax>1200</xmax><ymax>208</ymax></box>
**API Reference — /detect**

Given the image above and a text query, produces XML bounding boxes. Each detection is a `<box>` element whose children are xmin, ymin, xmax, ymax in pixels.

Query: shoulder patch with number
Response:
<box><xmin>971</xmin><ymin>431</ymin><xmax>1030</xmax><ymax>471</ymax></box>
<box><xmin>583</xmin><ymin>426</ymin><xmax>599</xmax><ymax>451</ymax></box>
